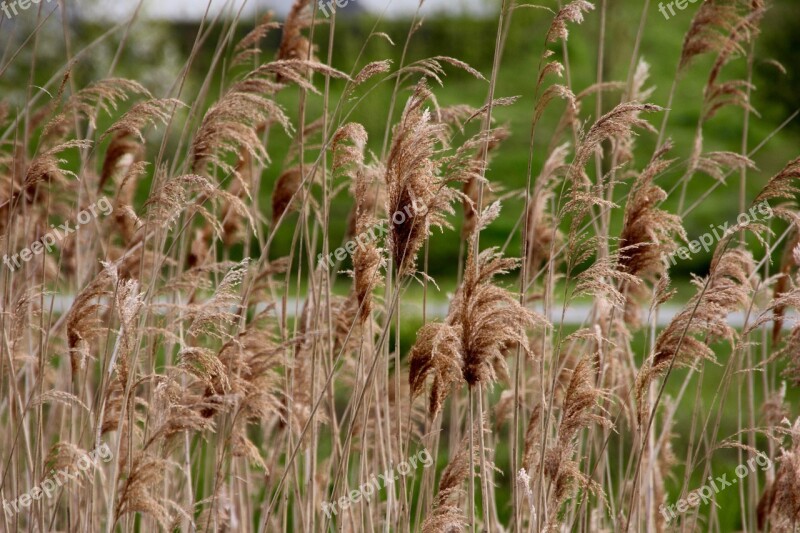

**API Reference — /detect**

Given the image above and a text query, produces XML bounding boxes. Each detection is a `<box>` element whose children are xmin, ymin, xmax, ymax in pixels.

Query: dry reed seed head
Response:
<box><xmin>105</xmin><ymin>262</ymin><xmax>145</xmax><ymax>374</ymax></box>
<box><xmin>114</xmin><ymin>452</ymin><xmax>175</xmax><ymax>529</ymax></box>
<box><xmin>525</xmin><ymin>144</ymin><xmax>570</xmax><ymax>275</ymax></box>
<box><xmin>217</xmin><ymin>154</ymin><xmax>253</xmax><ymax>246</ymax></box>
<box><xmin>232</xmin><ymin>12</ymin><xmax>279</xmax><ymax>67</ymax></box>
<box><xmin>350</xmin><ymin>164</ymin><xmax>387</xmax><ymax>321</ymax></box>
<box><xmin>436</xmin><ymin>104</ymin><xmax>483</xmax><ymax>131</ymax></box>
<box><xmin>613</xmin><ymin>59</ymin><xmax>656</xmax><ymax>163</ymax></box>
<box><xmin>534</xmin><ymin>84</ymin><xmax>577</xmax><ymax>127</ymax></box>
<box><xmin>101</xmin><ymin>98</ymin><xmax>183</xmax><ymax>144</ymax></box>
<box><xmin>6</xmin><ymin>287</ymin><xmax>43</xmax><ymax>358</ymax></box>
<box><xmin>65</xmin><ymin>267</ymin><xmax>114</xmax><ymax>379</ymax></box>
<box><xmin>353</xmin><ymin>237</ymin><xmax>385</xmax><ymax>323</ymax></box>
<box><xmin>216</xmin><ymin>327</ymin><xmax>281</xmax><ymax>389</ymax></box>
<box><xmin>384</xmin><ymin>79</ymin><xmax>460</xmax><ymax>275</ymax></box>
<box><xmin>31</xmin><ymin>389</ymin><xmax>89</xmax><ymax>415</ymax></box>
<box><xmin>573</xmin><ymin>253</ymin><xmax>642</xmax><ymax>312</ymax></box>
<box><xmin>46</xmin><ymin>442</ymin><xmax>102</xmax><ymax>487</ymax></box>
<box><xmin>537</xmin><ymin>52</ymin><xmax>566</xmax><ymax>91</ymax></box>
<box><xmin>754</xmin><ymin>156</ymin><xmax>800</xmax><ymax>207</ymax></box>
<box><xmin>100</xmin><ymin>132</ymin><xmax>143</xmax><ymax>192</ymax></box>
<box><xmin>190</xmin><ymin>88</ymin><xmax>288</xmax><ymax>176</ymax></box>
<box><xmin>617</xmin><ymin>147</ymin><xmax>685</xmax><ymax>325</ymax></box>
<box><xmin>557</xmin><ymin>357</ymin><xmax>612</xmax><ymax>448</ymax></box>
<box><xmin>110</xmin><ymin>160</ymin><xmax>148</xmax><ymax>244</ymax></box>
<box><xmin>347</xmin><ymin>162</ymin><xmax>386</xmax><ymax>237</ymax></box>
<box><xmin>189</xmin><ymin>60</ymin><xmax>348</xmax><ymax>178</ymax></box>
<box><xmin>630</xmin><ymin>58</ymin><xmax>656</xmax><ymax>104</ymax></box>
<box><xmin>704</xmin><ymin>8</ymin><xmax>764</xmax><ymax>93</ymax></box>
<box><xmin>351</xmin><ymin>59</ymin><xmax>393</xmax><ymax>90</ymax></box>
<box><xmin>21</xmin><ymin>140</ymin><xmax>91</xmax><ymax>202</ymax></box>
<box><xmin>680</xmin><ymin>0</ymin><xmax>764</xmax><ymax>71</ymax></box>
<box><xmin>145</xmin><ymin>172</ymin><xmax>253</xmax><ymax>240</ymax></box>
<box><xmin>460</xmin><ymin>127</ymin><xmax>508</xmax><ymax>237</ymax></box>
<box><xmin>690</xmin><ymin>150</ymin><xmax>757</xmax><ymax>183</ymax></box>
<box><xmin>271</xmin><ymin>166</ymin><xmax>303</xmax><ymax>224</ymax></box>
<box><xmin>396</xmin><ymin>56</ymin><xmax>486</xmax><ymax>91</ymax></box>
<box><xmin>546</xmin><ymin>1</ymin><xmax>595</xmax><ymax>43</ymax></box>
<box><xmin>252</xmin><ymin>61</ymin><xmax>350</xmax><ymax>103</ymax></box>
<box><xmin>183</xmin><ymin>259</ymin><xmax>249</xmax><ymax>341</ymax></box>
<box><xmin>562</xmin><ymin>106</ymin><xmax>660</xmax><ymax>241</ymax></box>
<box><xmin>422</xmin><ymin>424</ymin><xmax>485</xmax><ymax>533</ymax></box>
<box><xmin>522</xmin><ymin>404</ymin><xmax>543</xmax><ymax>473</ymax></box>
<box><xmin>540</xmin><ymin>358</ymin><xmax>611</xmax><ymax>530</ymax></box>
<box><xmin>278</xmin><ymin>0</ymin><xmax>315</xmax><ymax>66</ymax></box>
<box><xmin>760</xmin><ymin>418</ymin><xmax>800</xmax><ymax>532</ymax></box>
<box><xmin>147</xmin><ymin>377</ymin><xmax>217</xmax><ymax>446</ymax></box>
<box><xmin>332</xmin><ymin>122</ymin><xmax>368</xmax><ymax>178</ymax></box>
<box><xmin>567</xmin><ymin>102</ymin><xmax>662</xmax><ymax>189</ymax></box>
<box><xmin>178</xmin><ymin>346</ymin><xmax>231</xmax><ymax>394</ymax></box>
<box><xmin>44</xmin><ymin>78</ymin><xmax>152</xmax><ymax>139</ymax></box>
<box><xmin>409</xmin><ymin>322</ymin><xmax>464</xmax><ymax>418</ymax></box>
<box><xmin>451</xmin><ymin>233</ymin><xmax>548</xmax><ymax>387</ymax></box>
<box><xmin>637</xmin><ymin>248</ymin><xmax>755</xmax><ymax>424</ymax></box>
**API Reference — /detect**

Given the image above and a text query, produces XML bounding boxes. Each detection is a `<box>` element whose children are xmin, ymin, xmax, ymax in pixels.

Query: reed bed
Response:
<box><xmin>0</xmin><ymin>0</ymin><xmax>799</xmax><ymax>531</ymax></box>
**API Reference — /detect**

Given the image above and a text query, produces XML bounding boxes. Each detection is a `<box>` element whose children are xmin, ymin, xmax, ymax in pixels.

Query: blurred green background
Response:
<box><xmin>2</xmin><ymin>1</ymin><xmax>799</xmax><ymax>290</ymax></box>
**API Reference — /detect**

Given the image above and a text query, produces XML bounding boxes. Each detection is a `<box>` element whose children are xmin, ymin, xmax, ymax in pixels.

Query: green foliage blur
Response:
<box><xmin>2</xmin><ymin>2</ymin><xmax>798</xmax><ymax>289</ymax></box>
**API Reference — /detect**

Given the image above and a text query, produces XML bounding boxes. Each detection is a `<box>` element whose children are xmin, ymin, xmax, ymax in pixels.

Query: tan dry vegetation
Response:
<box><xmin>0</xmin><ymin>0</ymin><xmax>799</xmax><ymax>532</ymax></box>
